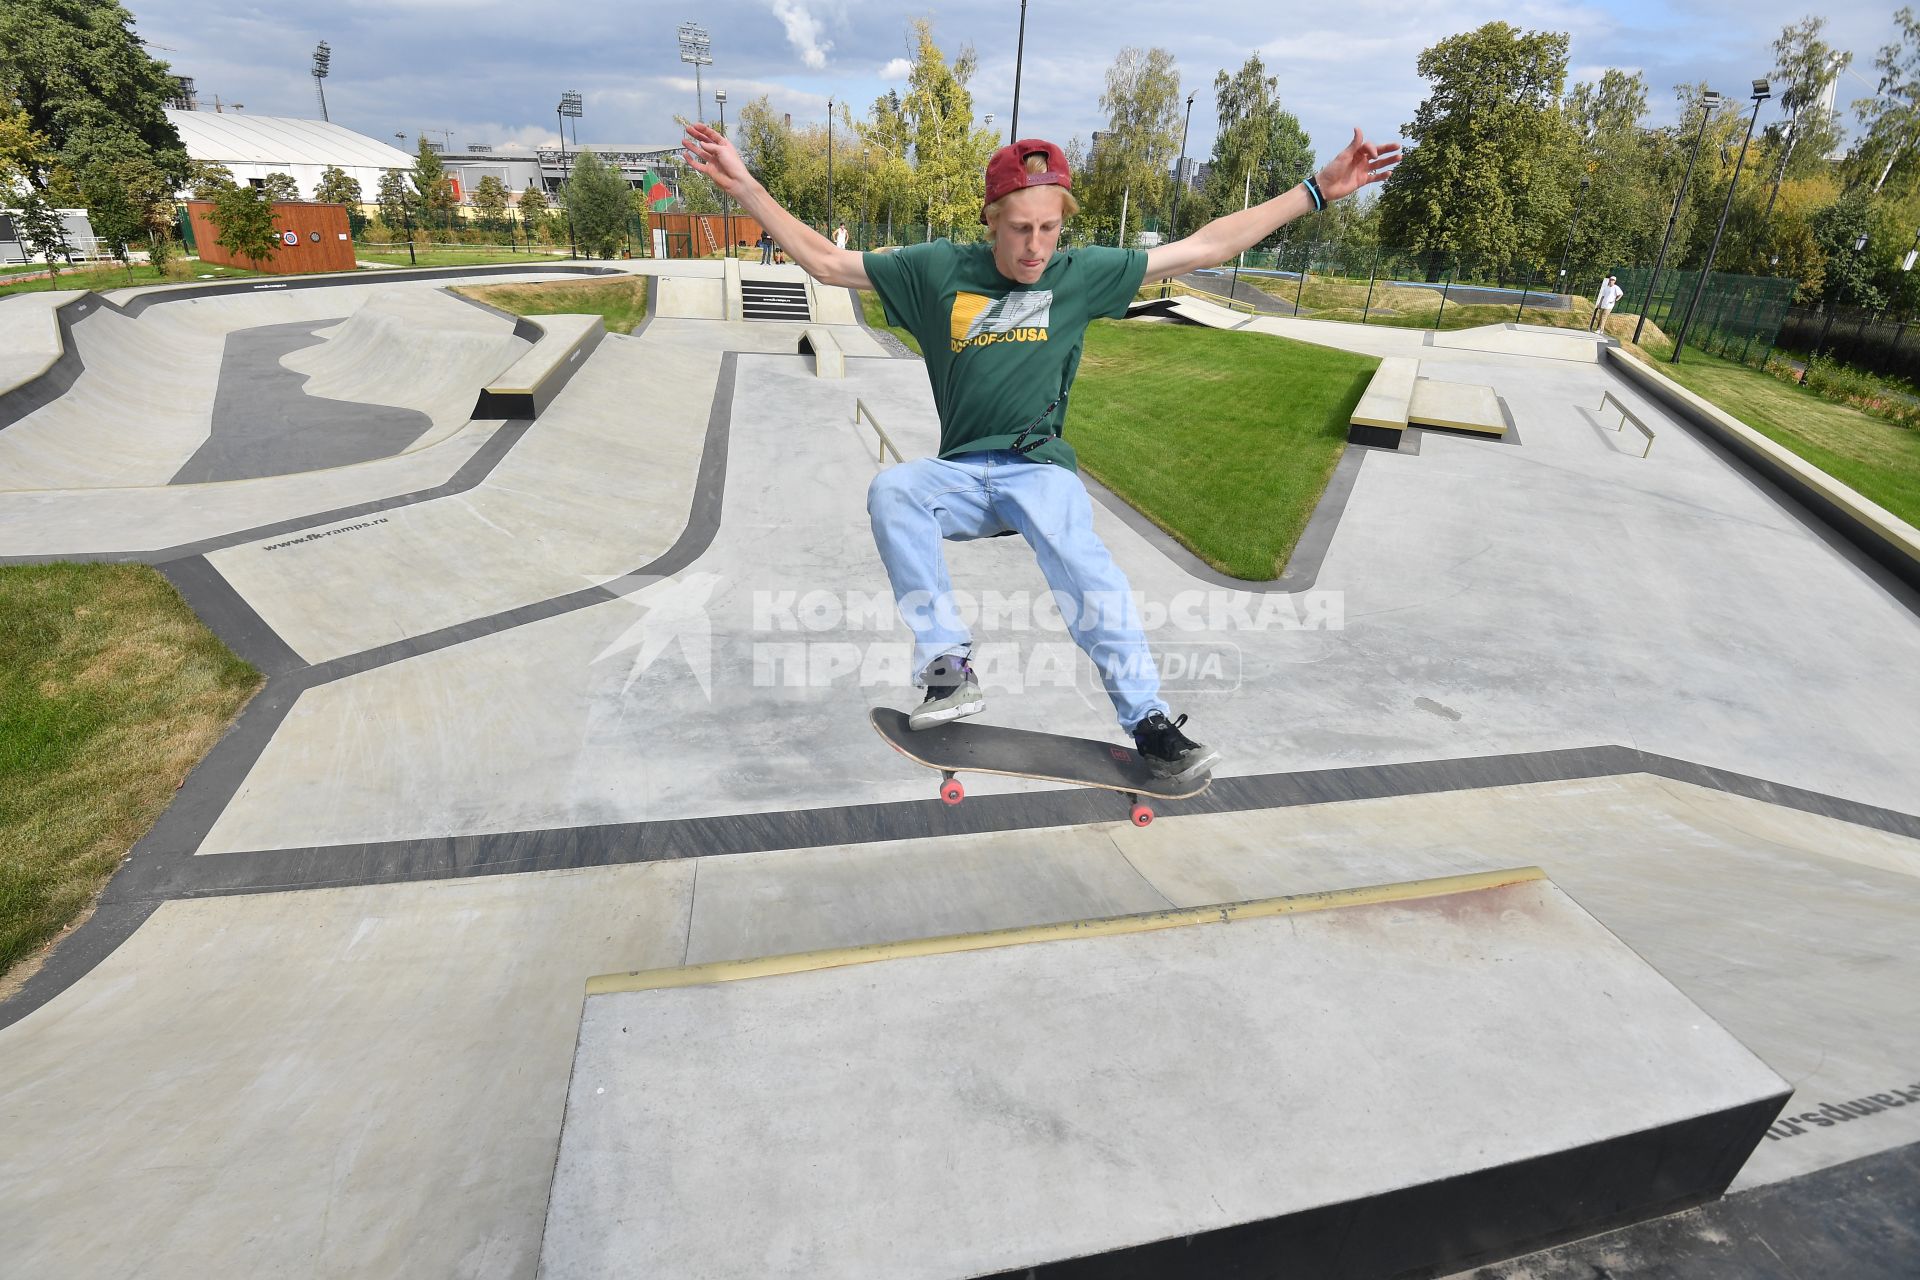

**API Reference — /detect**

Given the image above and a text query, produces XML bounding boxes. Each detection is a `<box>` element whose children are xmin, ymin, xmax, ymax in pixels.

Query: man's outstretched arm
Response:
<box><xmin>680</xmin><ymin>121</ymin><xmax>871</xmax><ymax>290</ymax></box>
<box><xmin>1143</xmin><ymin>128</ymin><xmax>1402</xmax><ymax>284</ymax></box>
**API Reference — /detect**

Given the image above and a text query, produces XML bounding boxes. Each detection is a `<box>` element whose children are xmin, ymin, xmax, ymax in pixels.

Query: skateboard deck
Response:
<box><xmin>870</xmin><ymin>707</ymin><xmax>1211</xmax><ymax>826</ymax></box>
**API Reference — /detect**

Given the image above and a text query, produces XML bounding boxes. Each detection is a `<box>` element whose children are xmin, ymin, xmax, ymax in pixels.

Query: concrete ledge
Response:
<box><xmin>471</xmin><ymin>313</ymin><xmax>605</xmax><ymax>419</ymax></box>
<box><xmin>797</xmin><ymin>326</ymin><xmax>845</xmax><ymax>378</ymax></box>
<box><xmin>1410</xmin><ymin>377</ymin><xmax>1506</xmax><ymax>435</ymax></box>
<box><xmin>542</xmin><ymin>868</ymin><xmax>1788</xmax><ymax>1280</ymax></box>
<box><xmin>1347</xmin><ymin>354</ymin><xmax>1419</xmax><ymax>447</ymax></box>
<box><xmin>722</xmin><ymin>255</ymin><xmax>742</xmax><ymax>322</ymax></box>
<box><xmin>1605</xmin><ymin>346</ymin><xmax>1920</xmax><ymax>593</ymax></box>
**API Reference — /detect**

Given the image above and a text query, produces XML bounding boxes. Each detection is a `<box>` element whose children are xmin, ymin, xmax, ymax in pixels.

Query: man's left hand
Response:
<box><xmin>1316</xmin><ymin>129</ymin><xmax>1403</xmax><ymax>202</ymax></box>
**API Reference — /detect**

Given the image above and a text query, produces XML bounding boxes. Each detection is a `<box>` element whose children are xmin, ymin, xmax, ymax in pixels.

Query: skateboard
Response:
<box><xmin>869</xmin><ymin>707</ymin><xmax>1212</xmax><ymax>827</ymax></box>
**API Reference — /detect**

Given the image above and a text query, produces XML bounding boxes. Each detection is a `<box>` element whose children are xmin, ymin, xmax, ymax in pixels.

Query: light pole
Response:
<box><xmin>311</xmin><ymin>41</ymin><xmax>331</xmax><ymax>122</ymax></box>
<box><xmin>1009</xmin><ymin>0</ymin><xmax>1028</xmax><ymax>141</ymax></box>
<box><xmin>1556</xmin><ymin>173</ymin><xmax>1591</xmax><ymax>299</ymax></box>
<box><xmin>1170</xmin><ymin>91</ymin><xmax>1195</xmax><ymax>236</ymax></box>
<box><xmin>716</xmin><ymin>89</ymin><xmax>731</xmax><ymax>258</ymax></box>
<box><xmin>1634</xmin><ymin>89</ymin><xmax>1722</xmax><ymax>345</ymax></box>
<box><xmin>826</xmin><ymin>97</ymin><xmax>834</xmax><ymax>232</ymax></box>
<box><xmin>391</xmin><ymin>132</ymin><xmax>417</xmax><ymax>263</ymax></box>
<box><xmin>557</xmin><ymin>90</ymin><xmax>582</xmax><ymax>259</ymax></box>
<box><xmin>1672</xmin><ymin>79</ymin><xmax>1770</xmax><ymax>364</ymax></box>
<box><xmin>678</xmin><ymin>23</ymin><xmax>711</xmax><ymax>123</ymax></box>
<box><xmin>1164</xmin><ymin>90</ymin><xmax>1195</xmax><ymax>297</ymax></box>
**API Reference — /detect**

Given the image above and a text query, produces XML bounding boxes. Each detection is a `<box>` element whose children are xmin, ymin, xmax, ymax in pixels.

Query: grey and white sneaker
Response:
<box><xmin>1132</xmin><ymin>711</ymin><xmax>1221</xmax><ymax>781</ymax></box>
<box><xmin>908</xmin><ymin>654</ymin><xmax>985</xmax><ymax>730</ymax></box>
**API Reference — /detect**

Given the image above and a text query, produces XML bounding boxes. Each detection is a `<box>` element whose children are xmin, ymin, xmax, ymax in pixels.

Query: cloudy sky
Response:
<box><xmin>139</xmin><ymin>0</ymin><xmax>1898</xmax><ymax>165</ymax></box>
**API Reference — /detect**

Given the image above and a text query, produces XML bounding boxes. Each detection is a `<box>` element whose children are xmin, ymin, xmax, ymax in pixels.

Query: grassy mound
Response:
<box><xmin>0</xmin><ymin>565</ymin><xmax>260</xmax><ymax>992</ymax></box>
<box><xmin>1071</xmin><ymin>320</ymin><xmax>1376</xmax><ymax>579</ymax></box>
<box><xmin>456</xmin><ymin>275</ymin><xmax>651</xmax><ymax>334</ymax></box>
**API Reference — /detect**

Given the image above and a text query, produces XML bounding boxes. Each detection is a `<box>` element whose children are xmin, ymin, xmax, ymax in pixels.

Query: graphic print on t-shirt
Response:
<box><xmin>949</xmin><ymin>289</ymin><xmax>1053</xmax><ymax>353</ymax></box>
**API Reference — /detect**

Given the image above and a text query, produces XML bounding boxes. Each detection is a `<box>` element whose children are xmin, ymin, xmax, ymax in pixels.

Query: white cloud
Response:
<box><xmin>770</xmin><ymin>0</ymin><xmax>834</xmax><ymax>70</ymax></box>
<box><xmin>880</xmin><ymin>57</ymin><xmax>913</xmax><ymax>81</ymax></box>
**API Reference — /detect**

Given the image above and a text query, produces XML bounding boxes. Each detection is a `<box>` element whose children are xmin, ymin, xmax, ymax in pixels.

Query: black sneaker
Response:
<box><xmin>909</xmin><ymin>655</ymin><xmax>985</xmax><ymax>730</ymax></box>
<box><xmin>1132</xmin><ymin>711</ymin><xmax>1221</xmax><ymax>781</ymax></box>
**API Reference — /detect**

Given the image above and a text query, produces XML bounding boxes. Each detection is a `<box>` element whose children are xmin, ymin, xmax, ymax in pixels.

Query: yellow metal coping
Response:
<box><xmin>586</xmin><ymin>865</ymin><xmax>1547</xmax><ymax>996</ymax></box>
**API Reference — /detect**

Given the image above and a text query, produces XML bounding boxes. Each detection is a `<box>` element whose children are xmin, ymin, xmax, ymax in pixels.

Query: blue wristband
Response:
<box><xmin>1303</xmin><ymin>176</ymin><xmax>1326</xmax><ymax>211</ymax></box>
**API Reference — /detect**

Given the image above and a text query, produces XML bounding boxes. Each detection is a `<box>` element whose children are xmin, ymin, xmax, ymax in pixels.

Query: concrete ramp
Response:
<box><xmin>541</xmin><ymin>868</ymin><xmax>1788</xmax><ymax>1279</ymax></box>
<box><xmin>1432</xmin><ymin>323</ymin><xmax>1601</xmax><ymax>363</ymax></box>
<box><xmin>279</xmin><ymin>287</ymin><xmax>527</xmax><ymax>444</ymax></box>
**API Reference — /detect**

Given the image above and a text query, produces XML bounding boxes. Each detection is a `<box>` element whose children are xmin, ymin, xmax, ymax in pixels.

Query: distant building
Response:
<box><xmin>165</xmin><ymin>109</ymin><xmax>413</xmax><ymax>201</ymax></box>
<box><xmin>439</xmin><ymin>142</ymin><xmax>681</xmax><ymax>202</ymax></box>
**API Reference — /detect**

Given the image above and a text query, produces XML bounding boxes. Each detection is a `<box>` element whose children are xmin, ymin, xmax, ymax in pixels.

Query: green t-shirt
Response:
<box><xmin>863</xmin><ymin>239</ymin><xmax>1148</xmax><ymax>471</ymax></box>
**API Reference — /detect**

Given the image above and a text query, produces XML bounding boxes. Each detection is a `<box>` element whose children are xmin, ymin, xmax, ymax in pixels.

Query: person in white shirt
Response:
<box><xmin>833</xmin><ymin>223</ymin><xmax>849</xmax><ymax>250</ymax></box>
<box><xmin>1591</xmin><ymin>275</ymin><xmax>1623</xmax><ymax>332</ymax></box>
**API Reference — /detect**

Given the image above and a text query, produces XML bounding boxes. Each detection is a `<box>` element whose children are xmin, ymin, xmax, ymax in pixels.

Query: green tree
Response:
<box><xmin>314</xmin><ymin>165</ymin><xmax>361</xmax><ymax>205</ymax></box>
<box><xmin>1812</xmin><ymin>189</ymin><xmax>1884</xmax><ymax>308</ymax></box>
<box><xmin>208</xmin><ymin>182</ymin><xmax>279</xmax><ymax>264</ymax></box>
<box><xmin>674</xmin><ymin>164</ymin><xmax>722</xmax><ymax>213</ymax></box>
<box><xmin>472</xmin><ymin>174</ymin><xmax>509</xmax><ymax>228</ymax></box>
<box><xmin>737</xmin><ymin>94</ymin><xmax>797</xmax><ymax>208</ymax></box>
<box><xmin>1084</xmin><ymin>46</ymin><xmax>1184</xmax><ymax>245</ymax></box>
<box><xmin>261</xmin><ymin>171</ymin><xmax>299</xmax><ymax>202</ymax></box>
<box><xmin>0</xmin><ymin>0</ymin><xmax>188</xmax><ymax>185</ymax></box>
<box><xmin>410</xmin><ymin>138</ymin><xmax>456</xmax><ymax>224</ymax></box>
<box><xmin>78</xmin><ymin>155</ymin><xmax>172</xmax><ymax>269</ymax></box>
<box><xmin>376</xmin><ymin>168</ymin><xmax>411</xmax><ymax>229</ymax></box>
<box><xmin>856</xmin><ymin>89</ymin><xmax>915</xmax><ymax>243</ymax></box>
<box><xmin>1560</xmin><ymin>69</ymin><xmax>1665</xmax><ymax>277</ymax></box>
<box><xmin>901</xmin><ymin>19</ymin><xmax>991</xmax><ymax>238</ymax></box>
<box><xmin>1767</xmin><ymin>17</ymin><xmax>1848</xmax><ymax>184</ymax></box>
<box><xmin>1377</xmin><ymin>22</ymin><xmax>1579</xmax><ymax>278</ymax></box>
<box><xmin>0</xmin><ymin>105</ymin><xmax>49</xmax><ymax>187</ymax></box>
<box><xmin>80</xmin><ymin>170</ymin><xmax>139</xmax><ymax>271</ymax></box>
<box><xmin>565</xmin><ymin>149</ymin><xmax>627</xmax><ymax>257</ymax></box>
<box><xmin>13</xmin><ymin>185</ymin><xmax>72</xmax><ymax>276</ymax></box>
<box><xmin>1854</xmin><ymin>8</ymin><xmax>1920</xmax><ymax>194</ymax></box>
<box><xmin>187</xmin><ymin>160</ymin><xmax>235</xmax><ymax>201</ymax></box>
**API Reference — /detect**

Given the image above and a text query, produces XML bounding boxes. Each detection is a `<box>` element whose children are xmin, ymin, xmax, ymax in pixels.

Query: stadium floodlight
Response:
<box><xmin>1671</xmin><ymin>78</ymin><xmax>1773</xmax><ymax>364</ymax></box>
<box><xmin>678</xmin><ymin>23</ymin><xmax>712</xmax><ymax>123</ymax></box>
<box><xmin>312</xmin><ymin>41</ymin><xmax>331</xmax><ymax>122</ymax></box>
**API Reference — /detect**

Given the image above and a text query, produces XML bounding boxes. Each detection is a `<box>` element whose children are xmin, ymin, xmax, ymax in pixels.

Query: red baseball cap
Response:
<box><xmin>981</xmin><ymin>139</ymin><xmax>1071</xmax><ymax>223</ymax></box>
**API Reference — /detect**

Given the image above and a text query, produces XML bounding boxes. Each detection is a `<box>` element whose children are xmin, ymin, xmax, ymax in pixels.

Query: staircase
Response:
<box><xmin>740</xmin><ymin>279</ymin><xmax>811</xmax><ymax>322</ymax></box>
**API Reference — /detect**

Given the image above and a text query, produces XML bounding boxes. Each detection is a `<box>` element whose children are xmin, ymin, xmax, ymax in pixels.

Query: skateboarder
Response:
<box><xmin>681</xmin><ymin>121</ymin><xmax>1398</xmax><ymax>780</ymax></box>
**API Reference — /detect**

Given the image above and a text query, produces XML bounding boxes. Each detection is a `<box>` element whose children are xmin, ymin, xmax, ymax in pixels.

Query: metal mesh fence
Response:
<box><xmin>1612</xmin><ymin>267</ymin><xmax>1796</xmax><ymax>364</ymax></box>
<box><xmin>1777</xmin><ymin>304</ymin><xmax>1920</xmax><ymax>384</ymax></box>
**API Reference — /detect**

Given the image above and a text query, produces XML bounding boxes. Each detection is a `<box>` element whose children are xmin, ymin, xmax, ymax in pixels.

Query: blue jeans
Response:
<box><xmin>866</xmin><ymin>451</ymin><xmax>1168</xmax><ymax>731</ymax></box>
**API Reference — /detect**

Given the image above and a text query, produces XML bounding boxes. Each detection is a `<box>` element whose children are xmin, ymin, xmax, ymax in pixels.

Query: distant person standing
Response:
<box><xmin>833</xmin><ymin>222</ymin><xmax>849</xmax><ymax>250</ymax></box>
<box><xmin>757</xmin><ymin>228</ymin><xmax>775</xmax><ymax>265</ymax></box>
<box><xmin>1591</xmin><ymin>275</ymin><xmax>1623</xmax><ymax>332</ymax></box>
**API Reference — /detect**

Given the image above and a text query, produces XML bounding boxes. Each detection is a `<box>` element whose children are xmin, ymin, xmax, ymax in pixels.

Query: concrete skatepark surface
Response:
<box><xmin>2</xmin><ymin>261</ymin><xmax>1918</xmax><ymax>1277</ymax></box>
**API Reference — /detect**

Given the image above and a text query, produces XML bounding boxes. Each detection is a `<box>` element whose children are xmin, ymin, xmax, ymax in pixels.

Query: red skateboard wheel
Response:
<box><xmin>941</xmin><ymin>778</ymin><xmax>965</xmax><ymax>805</ymax></box>
<box><xmin>1130</xmin><ymin>803</ymin><xmax>1153</xmax><ymax>827</ymax></box>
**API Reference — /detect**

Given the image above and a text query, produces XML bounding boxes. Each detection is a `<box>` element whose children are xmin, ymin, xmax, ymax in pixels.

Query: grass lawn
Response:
<box><xmin>0</xmin><ymin>259</ymin><xmax>267</xmax><ymax>299</ymax></box>
<box><xmin>453</xmin><ymin>275</ymin><xmax>650</xmax><ymax>334</ymax></box>
<box><xmin>1642</xmin><ymin>346</ymin><xmax>1920</xmax><ymax>528</ymax></box>
<box><xmin>1</xmin><ymin>565</ymin><xmax>260</xmax><ymax>992</ymax></box>
<box><xmin>358</xmin><ymin>248</ymin><xmax>578</xmax><ymax>267</ymax></box>
<box><xmin>859</xmin><ymin>289</ymin><xmax>922</xmax><ymax>354</ymax></box>
<box><xmin>1070</xmin><ymin>320</ymin><xmax>1377</xmax><ymax>579</ymax></box>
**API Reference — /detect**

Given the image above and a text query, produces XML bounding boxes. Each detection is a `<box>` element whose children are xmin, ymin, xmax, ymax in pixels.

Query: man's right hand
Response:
<box><xmin>681</xmin><ymin>121</ymin><xmax>752</xmax><ymax>198</ymax></box>
<box><xmin>679</xmin><ymin>118</ymin><xmax>872</xmax><ymax>291</ymax></box>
